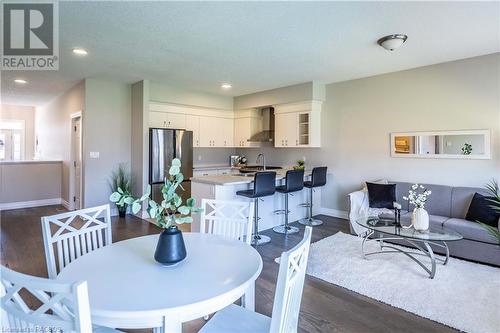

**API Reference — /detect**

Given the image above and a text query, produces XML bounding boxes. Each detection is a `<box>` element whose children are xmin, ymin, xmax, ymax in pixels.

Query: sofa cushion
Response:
<box><xmin>451</xmin><ymin>187</ymin><xmax>489</xmax><ymax>218</ymax></box>
<box><xmin>366</xmin><ymin>182</ymin><xmax>396</xmax><ymax>209</ymax></box>
<box><xmin>392</xmin><ymin>182</ymin><xmax>452</xmax><ymax>216</ymax></box>
<box><xmin>444</xmin><ymin>218</ymin><xmax>497</xmax><ymax>244</ymax></box>
<box><xmin>465</xmin><ymin>193</ymin><xmax>500</xmax><ymax>227</ymax></box>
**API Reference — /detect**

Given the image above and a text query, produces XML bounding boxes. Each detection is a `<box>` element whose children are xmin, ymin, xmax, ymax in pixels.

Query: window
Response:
<box><xmin>0</xmin><ymin>120</ymin><xmax>25</xmax><ymax>161</ymax></box>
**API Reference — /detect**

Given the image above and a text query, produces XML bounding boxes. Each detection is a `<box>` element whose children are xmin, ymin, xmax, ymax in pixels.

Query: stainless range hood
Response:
<box><xmin>247</xmin><ymin>107</ymin><xmax>274</xmax><ymax>142</ymax></box>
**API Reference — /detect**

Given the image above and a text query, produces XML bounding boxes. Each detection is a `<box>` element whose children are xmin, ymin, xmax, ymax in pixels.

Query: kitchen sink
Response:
<box><xmin>239</xmin><ymin>166</ymin><xmax>282</xmax><ymax>173</ymax></box>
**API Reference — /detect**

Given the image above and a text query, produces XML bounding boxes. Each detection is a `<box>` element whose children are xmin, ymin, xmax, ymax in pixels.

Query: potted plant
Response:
<box><xmin>477</xmin><ymin>180</ymin><xmax>500</xmax><ymax>244</ymax></box>
<box><xmin>109</xmin><ymin>163</ymin><xmax>132</xmax><ymax>218</ymax></box>
<box><xmin>403</xmin><ymin>184</ymin><xmax>432</xmax><ymax>231</ymax></box>
<box><xmin>293</xmin><ymin>160</ymin><xmax>305</xmax><ymax>170</ymax></box>
<box><xmin>109</xmin><ymin>158</ymin><xmax>201</xmax><ymax>265</ymax></box>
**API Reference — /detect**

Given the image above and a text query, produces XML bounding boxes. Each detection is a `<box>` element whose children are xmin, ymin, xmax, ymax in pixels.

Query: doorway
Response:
<box><xmin>70</xmin><ymin>114</ymin><xmax>82</xmax><ymax>210</ymax></box>
<box><xmin>0</xmin><ymin>120</ymin><xmax>25</xmax><ymax>161</ymax></box>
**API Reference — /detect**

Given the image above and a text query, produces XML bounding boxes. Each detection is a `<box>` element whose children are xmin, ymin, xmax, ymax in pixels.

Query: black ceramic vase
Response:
<box><xmin>117</xmin><ymin>205</ymin><xmax>127</xmax><ymax>218</ymax></box>
<box><xmin>154</xmin><ymin>226</ymin><xmax>187</xmax><ymax>265</ymax></box>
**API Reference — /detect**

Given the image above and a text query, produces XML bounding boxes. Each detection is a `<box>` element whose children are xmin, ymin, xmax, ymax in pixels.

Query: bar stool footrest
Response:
<box><xmin>273</xmin><ymin>225</ymin><xmax>299</xmax><ymax>234</ymax></box>
<box><xmin>299</xmin><ymin>218</ymin><xmax>323</xmax><ymax>226</ymax></box>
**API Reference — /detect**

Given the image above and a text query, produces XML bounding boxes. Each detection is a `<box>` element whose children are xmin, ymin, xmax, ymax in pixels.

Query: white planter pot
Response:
<box><xmin>412</xmin><ymin>208</ymin><xmax>429</xmax><ymax>231</ymax></box>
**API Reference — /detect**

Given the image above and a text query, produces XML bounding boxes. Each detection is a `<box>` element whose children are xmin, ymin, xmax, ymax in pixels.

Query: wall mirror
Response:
<box><xmin>390</xmin><ymin>130</ymin><xmax>491</xmax><ymax>159</ymax></box>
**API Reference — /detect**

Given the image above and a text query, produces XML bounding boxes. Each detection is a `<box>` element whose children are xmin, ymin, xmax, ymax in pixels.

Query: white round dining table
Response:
<box><xmin>57</xmin><ymin>233</ymin><xmax>263</xmax><ymax>333</ymax></box>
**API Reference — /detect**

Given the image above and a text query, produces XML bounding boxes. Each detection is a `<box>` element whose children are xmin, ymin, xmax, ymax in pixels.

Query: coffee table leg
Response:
<box><xmin>423</xmin><ymin>241</ymin><xmax>436</xmax><ymax>279</ymax></box>
<box><xmin>443</xmin><ymin>241</ymin><xmax>450</xmax><ymax>265</ymax></box>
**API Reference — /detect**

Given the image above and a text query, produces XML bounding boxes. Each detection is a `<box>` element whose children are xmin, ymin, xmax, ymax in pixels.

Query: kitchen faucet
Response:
<box><xmin>256</xmin><ymin>153</ymin><xmax>266</xmax><ymax>171</ymax></box>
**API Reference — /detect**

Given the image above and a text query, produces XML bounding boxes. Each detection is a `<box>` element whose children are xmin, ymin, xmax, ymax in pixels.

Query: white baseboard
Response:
<box><xmin>61</xmin><ymin>199</ymin><xmax>70</xmax><ymax>210</ymax></box>
<box><xmin>319</xmin><ymin>207</ymin><xmax>349</xmax><ymax>220</ymax></box>
<box><xmin>0</xmin><ymin>198</ymin><xmax>63</xmax><ymax>211</ymax></box>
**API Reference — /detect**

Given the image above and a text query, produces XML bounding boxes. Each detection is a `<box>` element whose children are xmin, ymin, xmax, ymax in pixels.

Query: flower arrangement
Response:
<box><xmin>403</xmin><ymin>184</ymin><xmax>432</xmax><ymax>209</ymax></box>
<box><xmin>109</xmin><ymin>158</ymin><xmax>201</xmax><ymax>229</ymax></box>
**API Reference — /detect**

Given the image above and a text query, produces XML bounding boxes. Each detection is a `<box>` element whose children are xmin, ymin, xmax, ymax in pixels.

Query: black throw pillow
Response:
<box><xmin>465</xmin><ymin>193</ymin><xmax>500</xmax><ymax>227</ymax></box>
<box><xmin>366</xmin><ymin>182</ymin><xmax>396</xmax><ymax>209</ymax></box>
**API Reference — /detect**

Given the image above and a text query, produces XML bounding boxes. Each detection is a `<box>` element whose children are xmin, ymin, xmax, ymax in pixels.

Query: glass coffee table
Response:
<box><xmin>356</xmin><ymin>216</ymin><xmax>463</xmax><ymax>279</ymax></box>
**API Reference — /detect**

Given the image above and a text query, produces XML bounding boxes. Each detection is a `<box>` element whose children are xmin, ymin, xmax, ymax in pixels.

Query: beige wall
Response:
<box><xmin>36</xmin><ymin>81</ymin><xmax>85</xmax><ymax>203</ymax></box>
<box><xmin>84</xmin><ymin>79</ymin><xmax>132</xmax><ymax>208</ymax></box>
<box><xmin>0</xmin><ymin>161</ymin><xmax>61</xmax><ymax>205</ymax></box>
<box><xmin>0</xmin><ymin>104</ymin><xmax>36</xmax><ymax>159</ymax></box>
<box><xmin>234</xmin><ymin>81</ymin><xmax>324</xmax><ymax>110</ymax></box>
<box><xmin>150</xmin><ymin>82</ymin><xmax>233</xmax><ymax>110</ymax></box>
<box><xmin>238</xmin><ymin>53</ymin><xmax>500</xmax><ymax>212</ymax></box>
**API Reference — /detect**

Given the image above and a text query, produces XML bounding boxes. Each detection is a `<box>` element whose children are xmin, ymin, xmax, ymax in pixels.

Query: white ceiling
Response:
<box><xmin>1</xmin><ymin>1</ymin><xmax>499</xmax><ymax>106</ymax></box>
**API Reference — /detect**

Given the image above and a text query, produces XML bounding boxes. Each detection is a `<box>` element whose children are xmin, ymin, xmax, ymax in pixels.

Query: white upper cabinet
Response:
<box><xmin>275</xmin><ymin>112</ymin><xmax>298</xmax><ymax>147</ymax></box>
<box><xmin>199</xmin><ymin>116</ymin><xmax>233</xmax><ymax>147</ymax></box>
<box><xmin>185</xmin><ymin>115</ymin><xmax>200</xmax><ymax>147</ymax></box>
<box><xmin>150</xmin><ymin>103</ymin><xmax>233</xmax><ymax>148</ymax></box>
<box><xmin>274</xmin><ymin>100</ymin><xmax>322</xmax><ymax>148</ymax></box>
<box><xmin>149</xmin><ymin>111</ymin><xmax>186</xmax><ymax>129</ymax></box>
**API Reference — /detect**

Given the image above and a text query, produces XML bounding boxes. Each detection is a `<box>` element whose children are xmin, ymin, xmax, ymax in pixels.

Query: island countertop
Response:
<box><xmin>190</xmin><ymin>168</ymin><xmax>312</xmax><ymax>186</ymax></box>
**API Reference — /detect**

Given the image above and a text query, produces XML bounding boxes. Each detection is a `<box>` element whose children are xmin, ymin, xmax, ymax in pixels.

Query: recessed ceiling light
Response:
<box><xmin>221</xmin><ymin>83</ymin><xmax>232</xmax><ymax>89</ymax></box>
<box><xmin>72</xmin><ymin>48</ymin><xmax>88</xmax><ymax>56</ymax></box>
<box><xmin>14</xmin><ymin>79</ymin><xmax>27</xmax><ymax>84</ymax></box>
<box><xmin>377</xmin><ymin>34</ymin><xmax>408</xmax><ymax>51</ymax></box>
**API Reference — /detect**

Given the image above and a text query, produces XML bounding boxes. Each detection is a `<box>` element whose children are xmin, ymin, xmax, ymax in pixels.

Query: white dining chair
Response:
<box><xmin>41</xmin><ymin>204</ymin><xmax>112</xmax><ymax>278</ymax></box>
<box><xmin>200</xmin><ymin>199</ymin><xmax>255</xmax><ymax>245</ymax></box>
<box><xmin>0</xmin><ymin>266</ymin><xmax>120</xmax><ymax>332</ymax></box>
<box><xmin>199</xmin><ymin>226</ymin><xmax>313</xmax><ymax>333</ymax></box>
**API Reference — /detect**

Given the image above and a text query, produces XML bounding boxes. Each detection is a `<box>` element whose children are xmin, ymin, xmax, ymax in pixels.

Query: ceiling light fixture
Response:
<box><xmin>221</xmin><ymin>83</ymin><xmax>232</xmax><ymax>89</ymax></box>
<box><xmin>72</xmin><ymin>48</ymin><xmax>88</xmax><ymax>56</ymax></box>
<box><xmin>377</xmin><ymin>34</ymin><xmax>408</xmax><ymax>51</ymax></box>
<box><xmin>14</xmin><ymin>79</ymin><xmax>27</xmax><ymax>84</ymax></box>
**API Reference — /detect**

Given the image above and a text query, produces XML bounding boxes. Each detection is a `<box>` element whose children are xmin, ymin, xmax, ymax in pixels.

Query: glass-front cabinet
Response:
<box><xmin>274</xmin><ymin>101</ymin><xmax>321</xmax><ymax>148</ymax></box>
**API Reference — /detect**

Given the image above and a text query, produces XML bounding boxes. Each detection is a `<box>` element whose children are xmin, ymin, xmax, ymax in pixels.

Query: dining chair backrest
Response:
<box><xmin>200</xmin><ymin>199</ymin><xmax>255</xmax><ymax>245</ymax></box>
<box><xmin>41</xmin><ymin>204</ymin><xmax>112</xmax><ymax>278</ymax></box>
<box><xmin>253</xmin><ymin>171</ymin><xmax>277</xmax><ymax>197</ymax></box>
<box><xmin>270</xmin><ymin>226</ymin><xmax>312</xmax><ymax>333</ymax></box>
<box><xmin>0</xmin><ymin>266</ymin><xmax>92</xmax><ymax>332</ymax></box>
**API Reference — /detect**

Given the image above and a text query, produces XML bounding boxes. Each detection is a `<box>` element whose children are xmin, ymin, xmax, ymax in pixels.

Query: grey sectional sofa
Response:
<box><xmin>348</xmin><ymin>181</ymin><xmax>500</xmax><ymax>266</ymax></box>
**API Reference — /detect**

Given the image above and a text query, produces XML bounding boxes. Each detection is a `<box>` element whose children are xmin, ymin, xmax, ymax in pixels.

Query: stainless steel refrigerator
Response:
<box><xmin>149</xmin><ymin>128</ymin><xmax>193</xmax><ymax>203</ymax></box>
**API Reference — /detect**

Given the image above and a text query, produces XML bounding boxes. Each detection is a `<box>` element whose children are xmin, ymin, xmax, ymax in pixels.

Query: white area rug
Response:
<box><xmin>306</xmin><ymin>232</ymin><xmax>500</xmax><ymax>333</ymax></box>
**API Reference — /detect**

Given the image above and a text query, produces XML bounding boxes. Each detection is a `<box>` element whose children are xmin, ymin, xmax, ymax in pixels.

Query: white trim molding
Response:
<box><xmin>0</xmin><ymin>198</ymin><xmax>63</xmax><ymax>211</ymax></box>
<box><xmin>319</xmin><ymin>208</ymin><xmax>348</xmax><ymax>220</ymax></box>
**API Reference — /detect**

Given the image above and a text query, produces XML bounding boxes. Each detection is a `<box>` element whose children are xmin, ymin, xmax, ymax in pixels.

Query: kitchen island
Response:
<box><xmin>190</xmin><ymin>169</ymin><xmax>321</xmax><ymax>233</ymax></box>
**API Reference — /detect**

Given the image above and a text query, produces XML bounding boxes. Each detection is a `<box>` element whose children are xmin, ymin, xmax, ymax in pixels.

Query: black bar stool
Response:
<box><xmin>299</xmin><ymin>167</ymin><xmax>327</xmax><ymax>226</ymax></box>
<box><xmin>273</xmin><ymin>169</ymin><xmax>304</xmax><ymax>234</ymax></box>
<box><xmin>236</xmin><ymin>171</ymin><xmax>276</xmax><ymax>245</ymax></box>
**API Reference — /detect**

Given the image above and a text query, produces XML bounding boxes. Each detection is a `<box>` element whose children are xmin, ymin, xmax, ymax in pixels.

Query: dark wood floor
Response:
<box><xmin>0</xmin><ymin>206</ymin><xmax>456</xmax><ymax>333</ymax></box>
